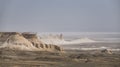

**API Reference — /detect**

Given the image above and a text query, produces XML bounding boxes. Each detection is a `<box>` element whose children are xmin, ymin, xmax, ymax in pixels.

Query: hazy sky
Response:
<box><xmin>0</xmin><ymin>0</ymin><xmax>120</xmax><ymax>32</ymax></box>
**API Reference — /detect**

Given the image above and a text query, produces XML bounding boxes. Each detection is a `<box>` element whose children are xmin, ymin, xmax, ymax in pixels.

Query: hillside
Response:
<box><xmin>0</xmin><ymin>32</ymin><xmax>62</xmax><ymax>51</ymax></box>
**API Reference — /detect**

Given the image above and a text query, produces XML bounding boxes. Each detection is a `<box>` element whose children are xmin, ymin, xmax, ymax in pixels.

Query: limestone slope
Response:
<box><xmin>0</xmin><ymin>32</ymin><xmax>62</xmax><ymax>51</ymax></box>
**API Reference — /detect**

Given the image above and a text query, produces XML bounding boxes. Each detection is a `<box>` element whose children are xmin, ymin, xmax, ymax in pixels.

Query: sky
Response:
<box><xmin>0</xmin><ymin>0</ymin><xmax>120</xmax><ymax>32</ymax></box>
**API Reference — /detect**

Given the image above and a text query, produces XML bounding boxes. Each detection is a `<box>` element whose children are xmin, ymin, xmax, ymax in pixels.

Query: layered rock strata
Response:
<box><xmin>0</xmin><ymin>32</ymin><xmax>62</xmax><ymax>51</ymax></box>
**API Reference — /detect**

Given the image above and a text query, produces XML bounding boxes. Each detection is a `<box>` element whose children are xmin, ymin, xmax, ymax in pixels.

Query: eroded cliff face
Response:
<box><xmin>22</xmin><ymin>33</ymin><xmax>63</xmax><ymax>51</ymax></box>
<box><xmin>0</xmin><ymin>32</ymin><xmax>63</xmax><ymax>51</ymax></box>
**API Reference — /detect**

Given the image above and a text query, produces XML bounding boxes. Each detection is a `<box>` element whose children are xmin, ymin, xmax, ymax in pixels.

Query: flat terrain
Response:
<box><xmin>0</xmin><ymin>49</ymin><xmax>120</xmax><ymax>67</ymax></box>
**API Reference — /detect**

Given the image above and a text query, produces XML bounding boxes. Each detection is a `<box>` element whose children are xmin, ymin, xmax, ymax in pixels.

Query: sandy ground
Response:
<box><xmin>0</xmin><ymin>49</ymin><xmax>120</xmax><ymax>67</ymax></box>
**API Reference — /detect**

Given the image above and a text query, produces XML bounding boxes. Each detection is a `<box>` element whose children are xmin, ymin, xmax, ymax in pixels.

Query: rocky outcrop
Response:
<box><xmin>0</xmin><ymin>32</ymin><xmax>63</xmax><ymax>51</ymax></box>
<box><xmin>22</xmin><ymin>33</ymin><xmax>63</xmax><ymax>51</ymax></box>
<box><xmin>22</xmin><ymin>33</ymin><xmax>44</xmax><ymax>48</ymax></box>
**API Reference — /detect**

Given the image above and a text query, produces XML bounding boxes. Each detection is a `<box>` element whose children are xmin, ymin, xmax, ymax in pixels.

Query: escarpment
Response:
<box><xmin>22</xmin><ymin>33</ymin><xmax>63</xmax><ymax>51</ymax></box>
<box><xmin>22</xmin><ymin>33</ymin><xmax>44</xmax><ymax>48</ymax></box>
<box><xmin>0</xmin><ymin>32</ymin><xmax>63</xmax><ymax>51</ymax></box>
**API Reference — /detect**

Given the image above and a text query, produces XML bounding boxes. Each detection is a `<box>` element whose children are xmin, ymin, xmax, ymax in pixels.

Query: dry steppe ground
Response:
<box><xmin>0</xmin><ymin>49</ymin><xmax>120</xmax><ymax>67</ymax></box>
